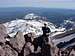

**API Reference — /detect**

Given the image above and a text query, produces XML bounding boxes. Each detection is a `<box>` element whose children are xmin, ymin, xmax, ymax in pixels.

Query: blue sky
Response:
<box><xmin>0</xmin><ymin>0</ymin><xmax>75</xmax><ymax>9</ymax></box>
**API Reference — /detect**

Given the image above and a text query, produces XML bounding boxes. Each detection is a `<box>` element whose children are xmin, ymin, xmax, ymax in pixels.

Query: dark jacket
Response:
<box><xmin>42</xmin><ymin>27</ymin><xmax>50</xmax><ymax>35</ymax></box>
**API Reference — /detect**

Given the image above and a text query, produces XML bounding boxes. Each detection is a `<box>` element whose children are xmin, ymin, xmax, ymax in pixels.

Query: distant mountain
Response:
<box><xmin>3</xmin><ymin>13</ymin><xmax>65</xmax><ymax>37</ymax></box>
<box><xmin>0</xmin><ymin>7</ymin><xmax>75</xmax><ymax>26</ymax></box>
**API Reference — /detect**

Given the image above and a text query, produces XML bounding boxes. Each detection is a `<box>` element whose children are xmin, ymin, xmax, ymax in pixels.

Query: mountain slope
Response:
<box><xmin>3</xmin><ymin>19</ymin><xmax>65</xmax><ymax>37</ymax></box>
<box><xmin>3</xmin><ymin>13</ymin><xmax>65</xmax><ymax>37</ymax></box>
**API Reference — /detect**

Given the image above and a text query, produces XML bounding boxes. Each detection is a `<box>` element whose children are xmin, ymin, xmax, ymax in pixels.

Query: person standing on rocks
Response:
<box><xmin>42</xmin><ymin>23</ymin><xmax>51</xmax><ymax>43</ymax></box>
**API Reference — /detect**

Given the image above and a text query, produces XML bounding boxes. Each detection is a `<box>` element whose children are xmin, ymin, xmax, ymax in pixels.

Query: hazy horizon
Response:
<box><xmin>0</xmin><ymin>0</ymin><xmax>75</xmax><ymax>9</ymax></box>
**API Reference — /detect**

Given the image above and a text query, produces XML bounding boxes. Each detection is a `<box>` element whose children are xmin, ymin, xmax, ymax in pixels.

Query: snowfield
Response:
<box><xmin>3</xmin><ymin>18</ymin><xmax>65</xmax><ymax>37</ymax></box>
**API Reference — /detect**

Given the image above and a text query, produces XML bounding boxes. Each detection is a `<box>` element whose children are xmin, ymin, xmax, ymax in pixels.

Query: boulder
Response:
<box><xmin>10</xmin><ymin>32</ymin><xmax>25</xmax><ymax>53</ymax></box>
<box><xmin>0</xmin><ymin>46</ymin><xmax>5</xmax><ymax>56</ymax></box>
<box><xmin>0</xmin><ymin>24</ymin><xmax>7</xmax><ymax>43</ymax></box>
<box><xmin>0</xmin><ymin>44</ymin><xmax>18</xmax><ymax>56</ymax></box>
<box><xmin>3</xmin><ymin>45</ymin><xmax>18</xmax><ymax>56</ymax></box>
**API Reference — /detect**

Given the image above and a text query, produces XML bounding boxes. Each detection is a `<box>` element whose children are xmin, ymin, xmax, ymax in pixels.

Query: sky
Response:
<box><xmin>0</xmin><ymin>0</ymin><xmax>75</xmax><ymax>9</ymax></box>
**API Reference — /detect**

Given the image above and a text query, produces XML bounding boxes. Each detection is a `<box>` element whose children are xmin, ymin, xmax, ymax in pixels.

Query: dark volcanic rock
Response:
<box><xmin>10</xmin><ymin>32</ymin><xmax>25</xmax><ymax>53</ymax></box>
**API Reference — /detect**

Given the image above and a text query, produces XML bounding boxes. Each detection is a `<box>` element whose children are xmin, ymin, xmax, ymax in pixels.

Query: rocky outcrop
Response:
<box><xmin>9</xmin><ymin>32</ymin><xmax>25</xmax><ymax>53</ymax></box>
<box><xmin>1</xmin><ymin>23</ymin><xmax>75</xmax><ymax>56</ymax></box>
<box><xmin>0</xmin><ymin>31</ymin><xmax>33</xmax><ymax>56</ymax></box>
<box><xmin>0</xmin><ymin>24</ymin><xmax>7</xmax><ymax>43</ymax></box>
<box><xmin>70</xmin><ymin>49</ymin><xmax>75</xmax><ymax>56</ymax></box>
<box><xmin>0</xmin><ymin>44</ymin><xmax>18</xmax><ymax>56</ymax></box>
<box><xmin>0</xmin><ymin>46</ymin><xmax>5</xmax><ymax>56</ymax></box>
<box><xmin>3</xmin><ymin>45</ymin><xmax>18</xmax><ymax>56</ymax></box>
